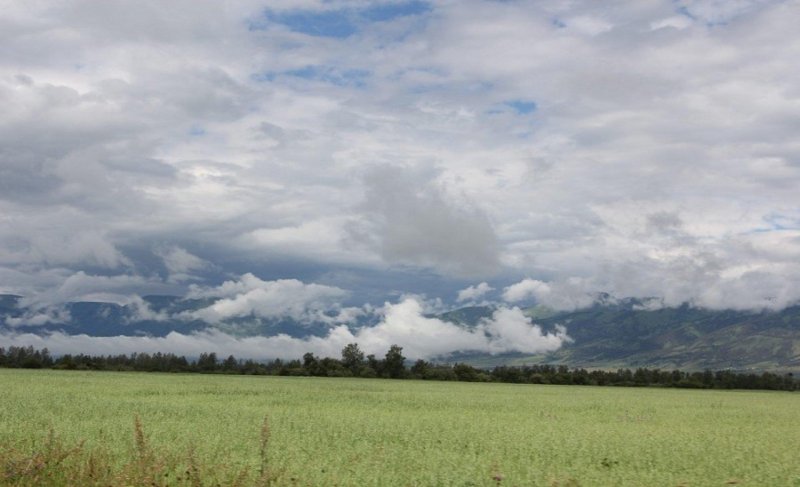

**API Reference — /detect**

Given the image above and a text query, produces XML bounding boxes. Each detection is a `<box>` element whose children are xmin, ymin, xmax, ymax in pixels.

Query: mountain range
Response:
<box><xmin>2</xmin><ymin>294</ymin><xmax>798</xmax><ymax>372</ymax></box>
<box><xmin>439</xmin><ymin>301</ymin><xmax>800</xmax><ymax>372</ymax></box>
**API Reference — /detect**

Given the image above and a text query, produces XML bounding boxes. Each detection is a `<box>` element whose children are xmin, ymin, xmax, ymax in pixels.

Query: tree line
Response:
<box><xmin>1</xmin><ymin>344</ymin><xmax>797</xmax><ymax>391</ymax></box>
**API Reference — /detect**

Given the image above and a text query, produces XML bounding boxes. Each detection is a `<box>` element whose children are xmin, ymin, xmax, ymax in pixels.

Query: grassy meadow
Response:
<box><xmin>0</xmin><ymin>369</ymin><xmax>798</xmax><ymax>486</ymax></box>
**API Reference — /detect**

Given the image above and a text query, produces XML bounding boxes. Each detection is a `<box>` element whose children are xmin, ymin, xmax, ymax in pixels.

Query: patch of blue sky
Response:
<box><xmin>675</xmin><ymin>5</ymin><xmax>696</xmax><ymax>20</ymax></box>
<box><xmin>675</xmin><ymin>5</ymin><xmax>729</xmax><ymax>27</ymax></box>
<box><xmin>362</xmin><ymin>1</ymin><xmax>432</xmax><ymax>22</ymax></box>
<box><xmin>250</xmin><ymin>71</ymin><xmax>275</xmax><ymax>82</ymax></box>
<box><xmin>405</xmin><ymin>80</ymin><xmax>458</xmax><ymax>95</ymax></box>
<box><xmin>264</xmin><ymin>9</ymin><xmax>357</xmax><ymax>38</ymax></box>
<box><xmin>551</xmin><ymin>17</ymin><xmax>566</xmax><ymax>28</ymax></box>
<box><xmin>257</xmin><ymin>65</ymin><xmax>370</xmax><ymax>88</ymax></box>
<box><xmin>505</xmin><ymin>100</ymin><xmax>537</xmax><ymax>115</ymax></box>
<box><xmin>406</xmin><ymin>78</ymin><xmax>491</xmax><ymax>95</ymax></box>
<box><xmin>746</xmin><ymin>213</ymin><xmax>800</xmax><ymax>233</ymax></box>
<box><xmin>388</xmin><ymin>66</ymin><xmax>448</xmax><ymax>80</ymax></box>
<box><xmin>253</xmin><ymin>2</ymin><xmax>432</xmax><ymax>38</ymax></box>
<box><xmin>189</xmin><ymin>125</ymin><xmax>206</xmax><ymax>136</ymax></box>
<box><xmin>765</xmin><ymin>213</ymin><xmax>799</xmax><ymax>230</ymax></box>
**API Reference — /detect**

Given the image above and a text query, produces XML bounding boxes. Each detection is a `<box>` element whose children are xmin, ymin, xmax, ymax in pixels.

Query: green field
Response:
<box><xmin>1</xmin><ymin>369</ymin><xmax>798</xmax><ymax>486</ymax></box>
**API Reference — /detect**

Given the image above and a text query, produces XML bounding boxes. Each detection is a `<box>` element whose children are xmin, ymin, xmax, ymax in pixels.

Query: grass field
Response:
<box><xmin>0</xmin><ymin>369</ymin><xmax>798</xmax><ymax>486</ymax></box>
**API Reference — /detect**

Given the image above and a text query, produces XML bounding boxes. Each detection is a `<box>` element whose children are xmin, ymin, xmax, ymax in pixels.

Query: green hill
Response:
<box><xmin>445</xmin><ymin>302</ymin><xmax>800</xmax><ymax>372</ymax></box>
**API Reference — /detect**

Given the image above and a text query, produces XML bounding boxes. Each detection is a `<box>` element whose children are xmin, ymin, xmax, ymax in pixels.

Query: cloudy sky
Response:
<box><xmin>2</xmin><ymin>0</ymin><xmax>800</xmax><ymax>354</ymax></box>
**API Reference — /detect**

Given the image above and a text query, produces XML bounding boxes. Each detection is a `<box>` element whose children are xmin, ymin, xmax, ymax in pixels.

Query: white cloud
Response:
<box><xmin>184</xmin><ymin>273</ymin><xmax>351</xmax><ymax>323</ymax></box>
<box><xmin>502</xmin><ymin>278</ymin><xmax>599</xmax><ymax>311</ymax></box>
<box><xmin>4</xmin><ymin>307</ymin><xmax>71</xmax><ymax>327</ymax></box>
<box><xmin>348</xmin><ymin>298</ymin><xmax>569</xmax><ymax>359</ymax></box>
<box><xmin>21</xmin><ymin>271</ymin><xmax>169</xmax><ymax>308</ymax></box>
<box><xmin>125</xmin><ymin>295</ymin><xmax>171</xmax><ymax>322</ymax></box>
<box><xmin>480</xmin><ymin>307</ymin><xmax>570</xmax><ymax>355</ymax></box>
<box><xmin>565</xmin><ymin>16</ymin><xmax>613</xmax><ymax>36</ymax></box>
<box><xmin>456</xmin><ymin>282</ymin><xmax>493</xmax><ymax>302</ymax></box>
<box><xmin>650</xmin><ymin>16</ymin><xmax>693</xmax><ymax>31</ymax></box>
<box><xmin>154</xmin><ymin>245</ymin><xmax>209</xmax><ymax>282</ymax></box>
<box><xmin>0</xmin><ymin>297</ymin><xmax>570</xmax><ymax>360</ymax></box>
<box><xmin>503</xmin><ymin>279</ymin><xmax>551</xmax><ymax>304</ymax></box>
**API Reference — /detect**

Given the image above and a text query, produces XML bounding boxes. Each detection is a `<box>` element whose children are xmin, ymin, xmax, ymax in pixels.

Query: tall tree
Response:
<box><xmin>383</xmin><ymin>345</ymin><xmax>406</xmax><ymax>379</ymax></box>
<box><xmin>197</xmin><ymin>352</ymin><xmax>218</xmax><ymax>372</ymax></box>
<box><xmin>303</xmin><ymin>352</ymin><xmax>320</xmax><ymax>376</ymax></box>
<box><xmin>341</xmin><ymin>343</ymin><xmax>365</xmax><ymax>375</ymax></box>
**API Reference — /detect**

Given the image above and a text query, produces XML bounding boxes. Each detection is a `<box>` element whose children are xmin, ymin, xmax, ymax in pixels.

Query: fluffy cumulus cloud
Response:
<box><xmin>480</xmin><ymin>307</ymin><xmax>570</xmax><ymax>355</ymax></box>
<box><xmin>184</xmin><ymin>273</ymin><xmax>354</xmax><ymax>324</ymax></box>
<box><xmin>0</xmin><ymin>298</ymin><xmax>569</xmax><ymax>360</ymax></box>
<box><xmin>2</xmin><ymin>0</ymin><xmax>800</xmax><ymax>336</ymax></box>
<box><xmin>502</xmin><ymin>278</ymin><xmax>597</xmax><ymax>311</ymax></box>
<box><xmin>457</xmin><ymin>282</ymin><xmax>493</xmax><ymax>302</ymax></box>
<box><xmin>503</xmin><ymin>279</ymin><xmax>550</xmax><ymax>304</ymax></box>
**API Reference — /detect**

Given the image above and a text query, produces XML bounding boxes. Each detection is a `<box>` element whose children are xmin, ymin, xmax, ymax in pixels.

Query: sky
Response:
<box><xmin>1</xmin><ymin>1</ymin><xmax>800</xmax><ymax>358</ymax></box>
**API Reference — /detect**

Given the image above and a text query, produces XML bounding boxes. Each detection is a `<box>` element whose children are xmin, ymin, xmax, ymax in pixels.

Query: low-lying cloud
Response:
<box><xmin>4</xmin><ymin>307</ymin><xmax>71</xmax><ymax>328</ymax></box>
<box><xmin>21</xmin><ymin>271</ymin><xmax>170</xmax><ymax>308</ymax></box>
<box><xmin>1</xmin><ymin>298</ymin><xmax>570</xmax><ymax>361</ymax></box>
<box><xmin>457</xmin><ymin>282</ymin><xmax>493</xmax><ymax>303</ymax></box>
<box><xmin>154</xmin><ymin>245</ymin><xmax>209</xmax><ymax>283</ymax></box>
<box><xmin>351</xmin><ymin>298</ymin><xmax>569</xmax><ymax>358</ymax></box>
<box><xmin>184</xmin><ymin>273</ymin><xmax>355</xmax><ymax>324</ymax></box>
<box><xmin>502</xmin><ymin>278</ymin><xmax>596</xmax><ymax>311</ymax></box>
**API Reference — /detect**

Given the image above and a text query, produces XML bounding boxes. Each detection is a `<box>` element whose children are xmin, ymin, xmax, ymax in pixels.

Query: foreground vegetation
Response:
<box><xmin>1</xmin><ymin>369</ymin><xmax>799</xmax><ymax>486</ymax></box>
<box><xmin>2</xmin><ymin>345</ymin><xmax>798</xmax><ymax>391</ymax></box>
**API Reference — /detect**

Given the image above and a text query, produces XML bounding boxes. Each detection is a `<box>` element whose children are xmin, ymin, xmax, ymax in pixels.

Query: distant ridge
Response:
<box><xmin>442</xmin><ymin>300</ymin><xmax>800</xmax><ymax>372</ymax></box>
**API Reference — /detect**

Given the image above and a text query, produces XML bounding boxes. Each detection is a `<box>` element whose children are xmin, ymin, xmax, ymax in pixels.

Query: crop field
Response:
<box><xmin>0</xmin><ymin>369</ymin><xmax>798</xmax><ymax>486</ymax></box>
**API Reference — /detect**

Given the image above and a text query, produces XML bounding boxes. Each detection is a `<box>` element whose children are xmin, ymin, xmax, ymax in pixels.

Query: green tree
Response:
<box><xmin>365</xmin><ymin>354</ymin><xmax>381</xmax><ymax>376</ymax></box>
<box><xmin>303</xmin><ymin>352</ymin><xmax>320</xmax><ymax>376</ymax></box>
<box><xmin>341</xmin><ymin>343</ymin><xmax>365</xmax><ymax>375</ymax></box>
<box><xmin>197</xmin><ymin>352</ymin><xmax>218</xmax><ymax>372</ymax></box>
<box><xmin>222</xmin><ymin>355</ymin><xmax>239</xmax><ymax>372</ymax></box>
<box><xmin>383</xmin><ymin>345</ymin><xmax>406</xmax><ymax>379</ymax></box>
<box><xmin>410</xmin><ymin>359</ymin><xmax>429</xmax><ymax>379</ymax></box>
<box><xmin>453</xmin><ymin>363</ymin><xmax>480</xmax><ymax>382</ymax></box>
